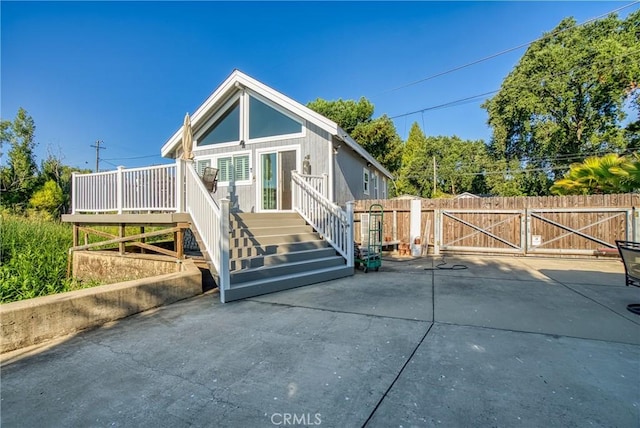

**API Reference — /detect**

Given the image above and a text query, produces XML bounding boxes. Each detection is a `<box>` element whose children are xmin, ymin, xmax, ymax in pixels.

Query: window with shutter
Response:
<box><xmin>234</xmin><ymin>155</ymin><xmax>250</xmax><ymax>181</ymax></box>
<box><xmin>217</xmin><ymin>157</ymin><xmax>232</xmax><ymax>182</ymax></box>
<box><xmin>196</xmin><ymin>159</ymin><xmax>211</xmax><ymax>176</ymax></box>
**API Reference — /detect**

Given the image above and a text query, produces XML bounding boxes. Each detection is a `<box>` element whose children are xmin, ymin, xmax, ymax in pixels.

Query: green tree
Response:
<box><xmin>29</xmin><ymin>179</ymin><xmax>64</xmax><ymax>217</ymax></box>
<box><xmin>307</xmin><ymin>97</ymin><xmax>403</xmax><ymax>173</ymax></box>
<box><xmin>395</xmin><ymin>123</ymin><xmax>491</xmax><ymax>197</ymax></box>
<box><xmin>307</xmin><ymin>97</ymin><xmax>374</xmax><ymax>134</ymax></box>
<box><xmin>396</xmin><ymin>123</ymin><xmax>431</xmax><ymax>197</ymax></box>
<box><xmin>350</xmin><ymin>115</ymin><xmax>403</xmax><ymax>173</ymax></box>
<box><xmin>483</xmin><ymin>11</ymin><xmax>640</xmax><ymax>184</ymax></box>
<box><xmin>0</xmin><ymin>108</ymin><xmax>38</xmax><ymax>210</ymax></box>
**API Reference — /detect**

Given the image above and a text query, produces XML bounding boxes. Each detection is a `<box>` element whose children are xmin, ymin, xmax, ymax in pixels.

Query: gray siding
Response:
<box><xmin>333</xmin><ymin>138</ymin><xmax>388</xmax><ymax>206</ymax></box>
<box><xmin>192</xmin><ymin>121</ymin><xmax>331</xmax><ymax>212</ymax></box>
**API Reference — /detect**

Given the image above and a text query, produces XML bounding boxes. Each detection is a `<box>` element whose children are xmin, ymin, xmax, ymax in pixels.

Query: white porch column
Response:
<box><xmin>410</xmin><ymin>199</ymin><xmax>421</xmax><ymax>257</ymax></box>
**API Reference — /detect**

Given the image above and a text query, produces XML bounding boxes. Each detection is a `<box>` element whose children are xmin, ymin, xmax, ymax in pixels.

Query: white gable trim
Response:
<box><xmin>161</xmin><ymin>69</ymin><xmax>394</xmax><ymax>180</ymax></box>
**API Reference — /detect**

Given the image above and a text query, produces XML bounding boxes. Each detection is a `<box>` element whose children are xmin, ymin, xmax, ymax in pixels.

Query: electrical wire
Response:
<box><xmin>388</xmin><ymin>47</ymin><xmax>640</xmax><ymax>121</ymax></box>
<box><xmin>102</xmin><ymin>154</ymin><xmax>163</xmax><ymax>161</ymax></box>
<box><xmin>381</xmin><ymin>1</ymin><xmax>639</xmax><ymax>94</ymax></box>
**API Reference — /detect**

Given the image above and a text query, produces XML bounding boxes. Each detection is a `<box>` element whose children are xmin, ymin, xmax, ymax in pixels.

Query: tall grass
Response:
<box><xmin>0</xmin><ymin>214</ymin><xmax>77</xmax><ymax>303</ymax></box>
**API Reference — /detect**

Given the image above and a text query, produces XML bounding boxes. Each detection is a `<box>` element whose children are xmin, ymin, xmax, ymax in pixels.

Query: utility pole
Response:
<box><xmin>90</xmin><ymin>140</ymin><xmax>105</xmax><ymax>172</ymax></box>
<box><xmin>433</xmin><ymin>156</ymin><xmax>437</xmax><ymax>196</ymax></box>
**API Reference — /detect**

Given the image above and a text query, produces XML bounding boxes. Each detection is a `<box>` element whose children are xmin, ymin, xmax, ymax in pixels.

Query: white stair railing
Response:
<box><xmin>185</xmin><ymin>162</ymin><xmax>230</xmax><ymax>297</ymax></box>
<box><xmin>292</xmin><ymin>171</ymin><xmax>354</xmax><ymax>267</ymax></box>
<box><xmin>298</xmin><ymin>174</ymin><xmax>329</xmax><ymax>198</ymax></box>
<box><xmin>71</xmin><ymin>164</ymin><xmax>177</xmax><ymax>214</ymax></box>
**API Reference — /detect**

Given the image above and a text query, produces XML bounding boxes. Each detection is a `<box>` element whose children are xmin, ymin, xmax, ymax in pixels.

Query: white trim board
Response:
<box><xmin>161</xmin><ymin>70</ymin><xmax>393</xmax><ymax>180</ymax></box>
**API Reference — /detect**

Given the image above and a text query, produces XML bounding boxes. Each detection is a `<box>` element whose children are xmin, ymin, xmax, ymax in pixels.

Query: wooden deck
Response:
<box><xmin>62</xmin><ymin>212</ymin><xmax>191</xmax><ymax>226</ymax></box>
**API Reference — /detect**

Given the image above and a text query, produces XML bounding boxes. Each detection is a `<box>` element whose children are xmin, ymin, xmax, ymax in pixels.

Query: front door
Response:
<box><xmin>260</xmin><ymin>150</ymin><xmax>297</xmax><ymax>211</ymax></box>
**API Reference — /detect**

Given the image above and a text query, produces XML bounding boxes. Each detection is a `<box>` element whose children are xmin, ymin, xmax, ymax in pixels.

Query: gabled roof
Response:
<box><xmin>161</xmin><ymin>70</ymin><xmax>393</xmax><ymax>179</ymax></box>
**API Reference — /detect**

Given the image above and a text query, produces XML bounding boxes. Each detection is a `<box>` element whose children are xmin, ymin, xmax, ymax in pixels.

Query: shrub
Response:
<box><xmin>0</xmin><ymin>215</ymin><xmax>77</xmax><ymax>303</ymax></box>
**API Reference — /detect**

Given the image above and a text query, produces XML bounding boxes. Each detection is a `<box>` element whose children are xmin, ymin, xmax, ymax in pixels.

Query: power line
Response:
<box><xmin>102</xmin><ymin>154</ymin><xmax>162</xmax><ymax>161</ymax></box>
<box><xmin>389</xmin><ymin>47</ymin><xmax>640</xmax><ymax>122</ymax></box>
<box><xmin>381</xmin><ymin>1</ymin><xmax>639</xmax><ymax>94</ymax></box>
<box><xmin>390</xmin><ymin>90</ymin><xmax>498</xmax><ymax>119</ymax></box>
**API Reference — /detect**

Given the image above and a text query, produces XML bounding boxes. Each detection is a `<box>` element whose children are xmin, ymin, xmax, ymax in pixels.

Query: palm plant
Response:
<box><xmin>551</xmin><ymin>153</ymin><xmax>640</xmax><ymax>195</ymax></box>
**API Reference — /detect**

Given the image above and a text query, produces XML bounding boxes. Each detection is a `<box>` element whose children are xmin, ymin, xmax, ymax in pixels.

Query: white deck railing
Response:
<box><xmin>72</xmin><ymin>164</ymin><xmax>177</xmax><ymax>213</ymax></box>
<box><xmin>185</xmin><ymin>162</ymin><xmax>230</xmax><ymax>298</ymax></box>
<box><xmin>292</xmin><ymin>171</ymin><xmax>354</xmax><ymax>266</ymax></box>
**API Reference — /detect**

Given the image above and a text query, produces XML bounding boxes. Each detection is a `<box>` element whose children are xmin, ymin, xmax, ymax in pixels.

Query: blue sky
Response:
<box><xmin>2</xmin><ymin>1</ymin><xmax>638</xmax><ymax>171</ymax></box>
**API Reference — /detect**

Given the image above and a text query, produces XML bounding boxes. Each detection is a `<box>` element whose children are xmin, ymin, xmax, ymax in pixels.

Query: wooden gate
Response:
<box><xmin>439</xmin><ymin>209</ymin><xmax>525</xmax><ymax>254</ymax></box>
<box><xmin>436</xmin><ymin>208</ymin><xmax>635</xmax><ymax>256</ymax></box>
<box><xmin>526</xmin><ymin>208</ymin><xmax>633</xmax><ymax>255</ymax></box>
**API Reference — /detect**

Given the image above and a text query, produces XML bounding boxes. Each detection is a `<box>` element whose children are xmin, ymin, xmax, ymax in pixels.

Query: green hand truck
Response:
<box><xmin>355</xmin><ymin>204</ymin><xmax>383</xmax><ymax>273</ymax></box>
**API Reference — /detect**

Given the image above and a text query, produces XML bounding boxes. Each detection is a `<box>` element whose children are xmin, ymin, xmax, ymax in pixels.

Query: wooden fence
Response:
<box><xmin>354</xmin><ymin>194</ymin><xmax>640</xmax><ymax>257</ymax></box>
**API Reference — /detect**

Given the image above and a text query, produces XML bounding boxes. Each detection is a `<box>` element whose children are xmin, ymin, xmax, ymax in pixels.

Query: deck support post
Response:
<box><xmin>73</xmin><ymin>224</ymin><xmax>79</xmax><ymax>248</ymax></box>
<box><xmin>175</xmin><ymin>224</ymin><xmax>185</xmax><ymax>260</ymax></box>
<box><xmin>140</xmin><ymin>226</ymin><xmax>146</xmax><ymax>254</ymax></box>
<box><xmin>119</xmin><ymin>224</ymin><xmax>125</xmax><ymax>255</ymax></box>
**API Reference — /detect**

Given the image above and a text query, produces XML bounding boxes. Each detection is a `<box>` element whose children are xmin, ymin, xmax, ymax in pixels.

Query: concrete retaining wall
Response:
<box><xmin>0</xmin><ymin>259</ymin><xmax>202</xmax><ymax>353</ymax></box>
<box><xmin>73</xmin><ymin>251</ymin><xmax>181</xmax><ymax>283</ymax></box>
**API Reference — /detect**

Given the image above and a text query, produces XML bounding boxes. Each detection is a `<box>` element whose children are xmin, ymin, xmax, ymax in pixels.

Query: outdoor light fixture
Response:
<box><xmin>239</xmin><ymin>140</ymin><xmax>245</xmax><ymax>148</ymax></box>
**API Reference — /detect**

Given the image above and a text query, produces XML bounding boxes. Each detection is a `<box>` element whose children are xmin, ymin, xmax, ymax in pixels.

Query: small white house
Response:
<box><xmin>67</xmin><ymin>70</ymin><xmax>393</xmax><ymax>302</ymax></box>
<box><xmin>161</xmin><ymin>70</ymin><xmax>393</xmax><ymax>211</ymax></box>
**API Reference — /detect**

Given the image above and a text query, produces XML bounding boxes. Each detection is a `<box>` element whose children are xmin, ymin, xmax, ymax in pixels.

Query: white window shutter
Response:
<box><xmin>234</xmin><ymin>155</ymin><xmax>249</xmax><ymax>181</ymax></box>
<box><xmin>218</xmin><ymin>157</ymin><xmax>232</xmax><ymax>182</ymax></box>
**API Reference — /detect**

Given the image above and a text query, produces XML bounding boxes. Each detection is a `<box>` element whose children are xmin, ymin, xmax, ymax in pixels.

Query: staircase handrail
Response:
<box><xmin>185</xmin><ymin>162</ymin><xmax>230</xmax><ymax>294</ymax></box>
<box><xmin>292</xmin><ymin>171</ymin><xmax>354</xmax><ymax>267</ymax></box>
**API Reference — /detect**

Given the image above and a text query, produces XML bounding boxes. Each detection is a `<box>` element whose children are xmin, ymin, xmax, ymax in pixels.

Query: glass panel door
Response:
<box><xmin>279</xmin><ymin>150</ymin><xmax>296</xmax><ymax>210</ymax></box>
<box><xmin>261</xmin><ymin>153</ymin><xmax>278</xmax><ymax>210</ymax></box>
<box><xmin>260</xmin><ymin>149</ymin><xmax>297</xmax><ymax>211</ymax></box>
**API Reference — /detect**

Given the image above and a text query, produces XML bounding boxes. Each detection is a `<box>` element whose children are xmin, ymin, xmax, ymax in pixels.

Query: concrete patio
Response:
<box><xmin>1</xmin><ymin>255</ymin><xmax>639</xmax><ymax>427</ymax></box>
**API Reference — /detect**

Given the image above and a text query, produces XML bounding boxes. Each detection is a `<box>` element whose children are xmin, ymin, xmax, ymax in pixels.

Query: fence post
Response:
<box><xmin>410</xmin><ymin>199</ymin><xmax>421</xmax><ymax>256</ymax></box>
<box><xmin>633</xmin><ymin>207</ymin><xmax>640</xmax><ymax>242</ymax></box>
<box><xmin>433</xmin><ymin>209</ymin><xmax>441</xmax><ymax>256</ymax></box>
<box><xmin>219</xmin><ymin>198</ymin><xmax>231</xmax><ymax>303</ymax></box>
<box><xmin>520</xmin><ymin>209</ymin><xmax>527</xmax><ymax>255</ymax></box>
<box><xmin>116</xmin><ymin>166</ymin><xmax>124</xmax><ymax>214</ymax></box>
<box><xmin>71</xmin><ymin>172</ymin><xmax>77</xmax><ymax>214</ymax></box>
<box><xmin>346</xmin><ymin>201</ymin><xmax>355</xmax><ymax>268</ymax></box>
<box><xmin>176</xmin><ymin>159</ymin><xmax>185</xmax><ymax>213</ymax></box>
